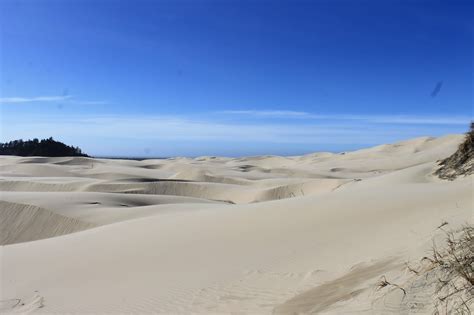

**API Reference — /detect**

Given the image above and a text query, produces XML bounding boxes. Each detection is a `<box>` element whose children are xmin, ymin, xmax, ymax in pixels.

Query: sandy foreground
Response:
<box><xmin>0</xmin><ymin>135</ymin><xmax>472</xmax><ymax>314</ymax></box>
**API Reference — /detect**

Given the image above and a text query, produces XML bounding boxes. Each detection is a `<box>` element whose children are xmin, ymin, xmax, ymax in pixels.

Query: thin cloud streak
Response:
<box><xmin>68</xmin><ymin>100</ymin><xmax>110</xmax><ymax>105</ymax></box>
<box><xmin>218</xmin><ymin>110</ymin><xmax>471</xmax><ymax>125</ymax></box>
<box><xmin>219</xmin><ymin>110</ymin><xmax>310</xmax><ymax>117</ymax></box>
<box><xmin>0</xmin><ymin>95</ymin><xmax>73</xmax><ymax>103</ymax></box>
<box><xmin>2</xmin><ymin>114</ymin><xmax>464</xmax><ymax>146</ymax></box>
<box><xmin>0</xmin><ymin>95</ymin><xmax>108</xmax><ymax>105</ymax></box>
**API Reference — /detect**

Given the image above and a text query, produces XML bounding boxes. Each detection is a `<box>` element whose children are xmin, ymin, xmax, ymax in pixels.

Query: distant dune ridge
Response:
<box><xmin>0</xmin><ymin>134</ymin><xmax>472</xmax><ymax>314</ymax></box>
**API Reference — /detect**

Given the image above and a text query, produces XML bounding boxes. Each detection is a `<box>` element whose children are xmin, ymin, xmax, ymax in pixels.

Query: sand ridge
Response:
<box><xmin>0</xmin><ymin>134</ymin><xmax>472</xmax><ymax>313</ymax></box>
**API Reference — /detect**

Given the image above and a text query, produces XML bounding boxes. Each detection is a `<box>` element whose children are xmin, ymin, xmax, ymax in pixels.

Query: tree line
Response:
<box><xmin>0</xmin><ymin>137</ymin><xmax>88</xmax><ymax>157</ymax></box>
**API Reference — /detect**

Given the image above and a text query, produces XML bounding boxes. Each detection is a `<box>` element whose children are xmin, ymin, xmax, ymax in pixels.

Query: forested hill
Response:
<box><xmin>0</xmin><ymin>138</ymin><xmax>88</xmax><ymax>157</ymax></box>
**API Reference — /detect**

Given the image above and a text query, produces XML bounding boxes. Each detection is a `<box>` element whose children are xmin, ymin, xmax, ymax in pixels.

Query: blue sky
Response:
<box><xmin>0</xmin><ymin>0</ymin><xmax>472</xmax><ymax>157</ymax></box>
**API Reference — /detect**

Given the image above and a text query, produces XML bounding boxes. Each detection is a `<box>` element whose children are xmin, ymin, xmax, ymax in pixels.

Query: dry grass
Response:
<box><xmin>436</xmin><ymin>122</ymin><xmax>474</xmax><ymax>180</ymax></box>
<box><xmin>375</xmin><ymin>275</ymin><xmax>407</xmax><ymax>296</ymax></box>
<box><xmin>375</xmin><ymin>224</ymin><xmax>473</xmax><ymax>314</ymax></box>
<box><xmin>428</xmin><ymin>225</ymin><xmax>473</xmax><ymax>314</ymax></box>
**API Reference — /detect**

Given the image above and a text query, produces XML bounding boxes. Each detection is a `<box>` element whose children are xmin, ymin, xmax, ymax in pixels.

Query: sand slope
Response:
<box><xmin>0</xmin><ymin>201</ymin><xmax>95</xmax><ymax>245</ymax></box>
<box><xmin>0</xmin><ymin>134</ymin><xmax>472</xmax><ymax>314</ymax></box>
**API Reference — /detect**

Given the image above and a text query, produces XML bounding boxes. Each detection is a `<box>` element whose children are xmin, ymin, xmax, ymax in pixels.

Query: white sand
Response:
<box><xmin>0</xmin><ymin>134</ymin><xmax>472</xmax><ymax>313</ymax></box>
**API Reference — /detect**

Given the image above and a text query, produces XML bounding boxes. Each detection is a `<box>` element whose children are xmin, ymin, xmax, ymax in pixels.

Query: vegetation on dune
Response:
<box><xmin>436</xmin><ymin>122</ymin><xmax>474</xmax><ymax>180</ymax></box>
<box><xmin>376</xmin><ymin>224</ymin><xmax>473</xmax><ymax>314</ymax></box>
<box><xmin>0</xmin><ymin>137</ymin><xmax>88</xmax><ymax>157</ymax></box>
<box><xmin>427</xmin><ymin>225</ymin><xmax>473</xmax><ymax>314</ymax></box>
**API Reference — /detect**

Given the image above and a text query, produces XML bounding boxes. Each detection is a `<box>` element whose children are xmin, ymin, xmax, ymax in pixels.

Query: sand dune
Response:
<box><xmin>0</xmin><ymin>134</ymin><xmax>472</xmax><ymax>313</ymax></box>
<box><xmin>0</xmin><ymin>200</ymin><xmax>94</xmax><ymax>245</ymax></box>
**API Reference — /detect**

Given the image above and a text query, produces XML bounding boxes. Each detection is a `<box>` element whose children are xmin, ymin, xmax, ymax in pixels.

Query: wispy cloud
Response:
<box><xmin>218</xmin><ymin>109</ymin><xmax>471</xmax><ymax>125</ymax></box>
<box><xmin>218</xmin><ymin>110</ymin><xmax>310</xmax><ymax>117</ymax></box>
<box><xmin>1</xmin><ymin>112</ymin><xmax>467</xmax><ymax>156</ymax></box>
<box><xmin>2</xmin><ymin>114</ymin><xmax>465</xmax><ymax>143</ymax></box>
<box><xmin>0</xmin><ymin>95</ymin><xmax>73</xmax><ymax>104</ymax></box>
<box><xmin>0</xmin><ymin>95</ymin><xmax>109</xmax><ymax>105</ymax></box>
<box><xmin>359</xmin><ymin>115</ymin><xmax>470</xmax><ymax>125</ymax></box>
<box><xmin>68</xmin><ymin>100</ymin><xmax>110</xmax><ymax>105</ymax></box>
